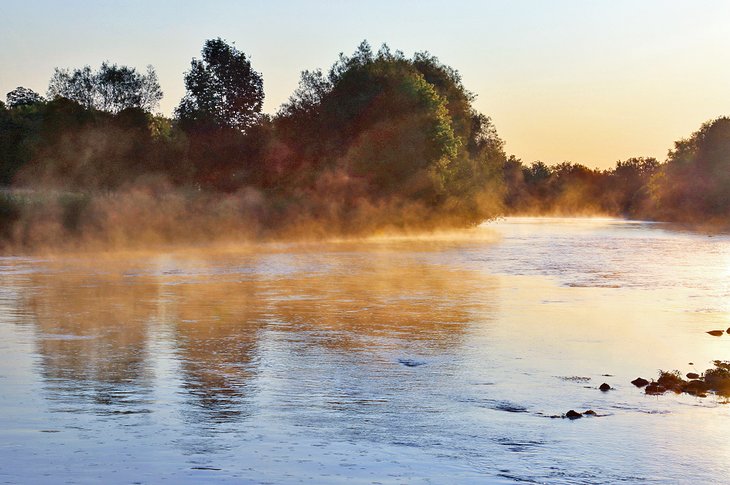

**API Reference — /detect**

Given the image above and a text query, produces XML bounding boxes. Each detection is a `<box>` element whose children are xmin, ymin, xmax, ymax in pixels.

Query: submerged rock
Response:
<box><xmin>398</xmin><ymin>358</ymin><xmax>426</xmax><ymax>367</ymax></box>
<box><xmin>599</xmin><ymin>383</ymin><xmax>611</xmax><ymax>392</ymax></box>
<box><xmin>707</xmin><ymin>330</ymin><xmax>724</xmax><ymax>337</ymax></box>
<box><xmin>559</xmin><ymin>376</ymin><xmax>591</xmax><ymax>382</ymax></box>
<box><xmin>565</xmin><ymin>410</ymin><xmax>582</xmax><ymax>420</ymax></box>
<box><xmin>634</xmin><ymin>362</ymin><xmax>730</xmax><ymax>399</ymax></box>
<box><xmin>631</xmin><ymin>377</ymin><xmax>649</xmax><ymax>387</ymax></box>
<box><xmin>490</xmin><ymin>400</ymin><xmax>528</xmax><ymax>413</ymax></box>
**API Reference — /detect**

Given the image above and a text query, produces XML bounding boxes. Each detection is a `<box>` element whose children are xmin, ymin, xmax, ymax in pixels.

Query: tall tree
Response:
<box><xmin>275</xmin><ymin>41</ymin><xmax>506</xmax><ymax>220</ymax></box>
<box><xmin>176</xmin><ymin>38</ymin><xmax>264</xmax><ymax>132</ymax></box>
<box><xmin>47</xmin><ymin>63</ymin><xmax>162</xmax><ymax>113</ymax></box>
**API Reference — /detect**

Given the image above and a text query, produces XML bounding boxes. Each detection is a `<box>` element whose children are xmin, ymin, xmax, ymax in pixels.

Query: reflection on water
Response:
<box><xmin>7</xmin><ymin>247</ymin><xmax>494</xmax><ymax>456</ymax></box>
<box><xmin>24</xmin><ymin>273</ymin><xmax>156</xmax><ymax>416</ymax></box>
<box><xmin>2</xmin><ymin>218</ymin><xmax>730</xmax><ymax>483</ymax></box>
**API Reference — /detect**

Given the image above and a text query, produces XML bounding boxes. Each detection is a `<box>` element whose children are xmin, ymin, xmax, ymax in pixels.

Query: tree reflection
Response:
<box><xmin>166</xmin><ymin>278</ymin><xmax>265</xmax><ymax>424</ymax></box>
<box><xmin>12</xmin><ymin>243</ymin><xmax>496</xmax><ymax>431</ymax></box>
<box><xmin>20</xmin><ymin>269</ymin><xmax>156</xmax><ymax>414</ymax></box>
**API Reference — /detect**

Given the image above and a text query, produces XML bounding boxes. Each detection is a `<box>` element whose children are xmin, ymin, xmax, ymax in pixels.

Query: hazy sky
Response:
<box><xmin>1</xmin><ymin>0</ymin><xmax>729</xmax><ymax>169</ymax></box>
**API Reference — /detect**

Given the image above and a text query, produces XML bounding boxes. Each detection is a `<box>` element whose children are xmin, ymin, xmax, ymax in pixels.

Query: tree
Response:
<box><xmin>47</xmin><ymin>62</ymin><xmax>162</xmax><ymax>113</ymax></box>
<box><xmin>276</xmin><ymin>41</ymin><xmax>505</xmax><ymax>210</ymax></box>
<box><xmin>607</xmin><ymin>157</ymin><xmax>659</xmax><ymax>215</ymax></box>
<box><xmin>523</xmin><ymin>161</ymin><xmax>551</xmax><ymax>184</ymax></box>
<box><xmin>652</xmin><ymin>117</ymin><xmax>730</xmax><ymax>219</ymax></box>
<box><xmin>176</xmin><ymin>38</ymin><xmax>264</xmax><ymax>132</ymax></box>
<box><xmin>95</xmin><ymin>63</ymin><xmax>162</xmax><ymax>113</ymax></box>
<box><xmin>6</xmin><ymin>87</ymin><xmax>45</xmax><ymax>108</ymax></box>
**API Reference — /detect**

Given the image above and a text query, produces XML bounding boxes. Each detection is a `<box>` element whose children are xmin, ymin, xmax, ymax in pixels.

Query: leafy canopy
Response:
<box><xmin>47</xmin><ymin>63</ymin><xmax>162</xmax><ymax>113</ymax></box>
<box><xmin>6</xmin><ymin>87</ymin><xmax>45</xmax><ymax>108</ymax></box>
<box><xmin>277</xmin><ymin>41</ymin><xmax>505</xmax><ymax>204</ymax></box>
<box><xmin>176</xmin><ymin>38</ymin><xmax>264</xmax><ymax>133</ymax></box>
<box><xmin>652</xmin><ymin>117</ymin><xmax>730</xmax><ymax>217</ymax></box>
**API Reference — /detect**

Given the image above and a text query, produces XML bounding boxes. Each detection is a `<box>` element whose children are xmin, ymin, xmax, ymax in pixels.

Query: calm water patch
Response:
<box><xmin>1</xmin><ymin>217</ymin><xmax>730</xmax><ymax>483</ymax></box>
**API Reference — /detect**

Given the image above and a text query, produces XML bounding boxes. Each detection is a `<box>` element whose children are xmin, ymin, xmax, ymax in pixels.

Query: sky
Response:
<box><xmin>1</xmin><ymin>0</ymin><xmax>729</xmax><ymax>169</ymax></box>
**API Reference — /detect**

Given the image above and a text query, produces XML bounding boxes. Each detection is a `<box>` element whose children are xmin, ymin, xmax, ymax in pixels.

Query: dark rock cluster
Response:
<box><xmin>562</xmin><ymin>409</ymin><xmax>599</xmax><ymax>420</ymax></box>
<box><xmin>631</xmin><ymin>361</ymin><xmax>730</xmax><ymax>398</ymax></box>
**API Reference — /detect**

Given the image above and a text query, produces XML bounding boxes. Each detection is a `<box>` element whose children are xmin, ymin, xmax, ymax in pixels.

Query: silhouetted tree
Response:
<box><xmin>176</xmin><ymin>38</ymin><xmax>264</xmax><ymax>133</ymax></box>
<box><xmin>523</xmin><ymin>161</ymin><xmax>551</xmax><ymax>185</ymax></box>
<box><xmin>47</xmin><ymin>63</ymin><xmax>162</xmax><ymax>113</ymax></box>
<box><xmin>652</xmin><ymin>117</ymin><xmax>730</xmax><ymax>220</ymax></box>
<box><xmin>608</xmin><ymin>157</ymin><xmax>659</xmax><ymax>216</ymax></box>
<box><xmin>6</xmin><ymin>87</ymin><xmax>45</xmax><ymax>108</ymax></box>
<box><xmin>502</xmin><ymin>160</ymin><xmax>615</xmax><ymax>214</ymax></box>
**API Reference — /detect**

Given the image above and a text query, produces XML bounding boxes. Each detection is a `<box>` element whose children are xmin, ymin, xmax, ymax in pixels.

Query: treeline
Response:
<box><xmin>1</xmin><ymin>38</ymin><xmax>729</xmax><ymax>250</ymax></box>
<box><xmin>503</xmin><ymin>157</ymin><xmax>659</xmax><ymax>217</ymax></box>
<box><xmin>502</xmin><ymin>115</ymin><xmax>730</xmax><ymax>225</ymax></box>
<box><xmin>0</xmin><ymin>39</ymin><xmax>507</xmax><ymax>250</ymax></box>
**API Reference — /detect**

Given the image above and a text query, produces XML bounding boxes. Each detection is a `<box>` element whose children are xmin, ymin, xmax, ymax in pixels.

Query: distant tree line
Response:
<box><xmin>502</xmin><ymin>116</ymin><xmax>730</xmax><ymax>225</ymax></box>
<box><xmin>0</xmin><ymin>38</ymin><xmax>729</xmax><ymax>250</ymax></box>
<box><xmin>502</xmin><ymin>156</ymin><xmax>660</xmax><ymax>217</ymax></box>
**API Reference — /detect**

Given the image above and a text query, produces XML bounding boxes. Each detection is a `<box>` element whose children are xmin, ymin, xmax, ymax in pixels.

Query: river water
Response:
<box><xmin>1</xmin><ymin>217</ymin><xmax>729</xmax><ymax>484</ymax></box>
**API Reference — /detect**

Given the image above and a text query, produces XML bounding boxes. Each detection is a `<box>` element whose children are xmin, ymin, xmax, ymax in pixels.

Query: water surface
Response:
<box><xmin>1</xmin><ymin>217</ymin><xmax>730</xmax><ymax>483</ymax></box>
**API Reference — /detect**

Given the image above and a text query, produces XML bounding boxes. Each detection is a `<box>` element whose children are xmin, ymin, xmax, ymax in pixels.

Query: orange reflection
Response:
<box><xmin>11</xmin><ymin>244</ymin><xmax>496</xmax><ymax>421</ymax></box>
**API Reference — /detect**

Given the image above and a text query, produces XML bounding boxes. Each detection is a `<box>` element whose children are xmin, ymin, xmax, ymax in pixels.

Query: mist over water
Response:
<box><xmin>1</xmin><ymin>217</ymin><xmax>730</xmax><ymax>483</ymax></box>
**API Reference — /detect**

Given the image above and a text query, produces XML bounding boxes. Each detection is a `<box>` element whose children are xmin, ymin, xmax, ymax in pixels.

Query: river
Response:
<box><xmin>1</xmin><ymin>217</ymin><xmax>729</xmax><ymax>484</ymax></box>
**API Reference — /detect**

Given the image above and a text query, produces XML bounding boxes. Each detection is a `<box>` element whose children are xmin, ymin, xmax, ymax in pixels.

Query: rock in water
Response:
<box><xmin>686</xmin><ymin>372</ymin><xmax>700</xmax><ymax>380</ymax></box>
<box><xmin>682</xmin><ymin>379</ymin><xmax>709</xmax><ymax>396</ymax></box>
<box><xmin>583</xmin><ymin>410</ymin><xmax>597</xmax><ymax>416</ymax></box>
<box><xmin>631</xmin><ymin>377</ymin><xmax>649</xmax><ymax>387</ymax></box>
<box><xmin>398</xmin><ymin>358</ymin><xmax>426</xmax><ymax>367</ymax></box>
<box><xmin>707</xmin><ymin>330</ymin><xmax>724</xmax><ymax>336</ymax></box>
<box><xmin>599</xmin><ymin>383</ymin><xmax>611</xmax><ymax>392</ymax></box>
<box><xmin>565</xmin><ymin>410</ymin><xmax>582</xmax><ymax>420</ymax></box>
<box><xmin>645</xmin><ymin>383</ymin><xmax>666</xmax><ymax>395</ymax></box>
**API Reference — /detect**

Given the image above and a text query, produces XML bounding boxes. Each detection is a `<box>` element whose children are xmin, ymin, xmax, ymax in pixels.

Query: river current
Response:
<box><xmin>1</xmin><ymin>217</ymin><xmax>729</xmax><ymax>484</ymax></box>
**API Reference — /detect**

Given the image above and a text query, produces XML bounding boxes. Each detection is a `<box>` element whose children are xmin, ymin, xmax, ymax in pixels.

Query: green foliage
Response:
<box><xmin>276</xmin><ymin>41</ymin><xmax>505</xmax><ymax>217</ymax></box>
<box><xmin>176</xmin><ymin>39</ymin><xmax>264</xmax><ymax>133</ymax></box>
<box><xmin>47</xmin><ymin>63</ymin><xmax>162</xmax><ymax>113</ymax></box>
<box><xmin>0</xmin><ymin>99</ymin><xmax>51</xmax><ymax>185</ymax></box>
<box><xmin>0</xmin><ymin>39</ymin><xmax>512</xmax><ymax>245</ymax></box>
<box><xmin>0</xmin><ymin>95</ymin><xmax>189</xmax><ymax>190</ymax></box>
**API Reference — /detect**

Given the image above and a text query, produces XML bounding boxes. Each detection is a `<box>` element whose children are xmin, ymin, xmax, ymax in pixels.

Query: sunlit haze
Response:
<box><xmin>1</xmin><ymin>0</ymin><xmax>729</xmax><ymax>168</ymax></box>
<box><xmin>3</xmin><ymin>4</ymin><xmax>730</xmax><ymax>481</ymax></box>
